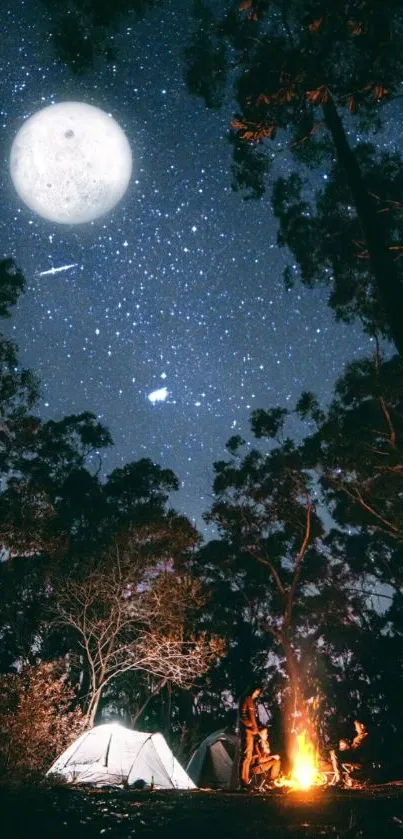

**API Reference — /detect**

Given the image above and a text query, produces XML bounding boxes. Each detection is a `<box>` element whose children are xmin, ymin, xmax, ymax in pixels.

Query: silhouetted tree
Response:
<box><xmin>298</xmin><ymin>351</ymin><xmax>403</xmax><ymax>590</ymax></box>
<box><xmin>186</xmin><ymin>0</ymin><xmax>403</xmax><ymax>354</ymax></box>
<box><xmin>272</xmin><ymin>144</ymin><xmax>403</xmax><ymax>337</ymax></box>
<box><xmin>40</xmin><ymin>0</ymin><xmax>160</xmax><ymax>72</ymax></box>
<box><xmin>203</xmin><ymin>417</ymin><xmax>334</xmax><ymax>732</ymax></box>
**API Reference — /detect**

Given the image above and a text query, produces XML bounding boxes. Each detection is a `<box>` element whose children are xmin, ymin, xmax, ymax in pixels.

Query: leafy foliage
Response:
<box><xmin>300</xmin><ymin>351</ymin><xmax>403</xmax><ymax>589</ymax></box>
<box><xmin>0</xmin><ymin>661</ymin><xmax>84</xmax><ymax>780</ymax></box>
<box><xmin>185</xmin><ymin>0</ymin><xmax>228</xmax><ymax>109</ymax></box>
<box><xmin>204</xmin><ymin>426</ymin><xmax>329</xmax><ymax>719</ymax></box>
<box><xmin>272</xmin><ymin>145</ymin><xmax>403</xmax><ymax>336</ymax></box>
<box><xmin>186</xmin><ymin>1</ymin><xmax>403</xmax><ymax>353</ymax></box>
<box><xmin>40</xmin><ymin>0</ymin><xmax>160</xmax><ymax>72</ymax></box>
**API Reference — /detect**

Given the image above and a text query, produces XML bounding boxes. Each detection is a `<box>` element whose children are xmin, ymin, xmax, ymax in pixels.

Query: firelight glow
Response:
<box><xmin>291</xmin><ymin>732</ymin><xmax>318</xmax><ymax>790</ymax></box>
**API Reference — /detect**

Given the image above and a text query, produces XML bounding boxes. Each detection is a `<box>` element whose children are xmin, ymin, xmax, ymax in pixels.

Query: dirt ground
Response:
<box><xmin>2</xmin><ymin>785</ymin><xmax>403</xmax><ymax>839</ymax></box>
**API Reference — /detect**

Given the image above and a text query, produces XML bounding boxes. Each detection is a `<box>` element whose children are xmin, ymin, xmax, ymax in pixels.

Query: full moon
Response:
<box><xmin>9</xmin><ymin>102</ymin><xmax>133</xmax><ymax>224</ymax></box>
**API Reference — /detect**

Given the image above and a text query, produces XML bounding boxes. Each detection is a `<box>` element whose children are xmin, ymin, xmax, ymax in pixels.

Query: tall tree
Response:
<box><xmin>0</xmin><ymin>259</ymin><xmax>39</xmax><ymax>463</ymax></box>
<box><xmin>291</xmin><ymin>352</ymin><xmax>403</xmax><ymax>754</ymax></box>
<box><xmin>186</xmin><ymin>0</ymin><xmax>403</xmax><ymax>354</ymax></box>
<box><xmin>204</xmin><ymin>417</ymin><xmax>330</xmax><ymax>728</ymax></box>
<box><xmin>297</xmin><ymin>350</ymin><xmax>403</xmax><ymax>591</ymax></box>
<box><xmin>272</xmin><ymin>144</ymin><xmax>403</xmax><ymax>337</ymax></box>
<box><xmin>200</xmin><ymin>398</ymin><xmax>403</xmax><ymax>756</ymax></box>
<box><xmin>0</xmin><ymin>411</ymin><xmax>112</xmax><ymax>558</ymax></box>
<box><xmin>0</xmin><ymin>262</ymin><xmax>213</xmax><ymax>708</ymax></box>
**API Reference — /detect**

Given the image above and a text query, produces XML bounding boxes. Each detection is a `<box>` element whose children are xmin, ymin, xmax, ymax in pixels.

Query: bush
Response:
<box><xmin>0</xmin><ymin>660</ymin><xmax>85</xmax><ymax>781</ymax></box>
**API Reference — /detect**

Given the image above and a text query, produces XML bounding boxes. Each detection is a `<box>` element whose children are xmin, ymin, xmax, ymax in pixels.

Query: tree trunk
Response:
<box><xmin>131</xmin><ymin>678</ymin><xmax>167</xmax><ymax>727</ymax></box>
<box><xmin>85</xmin><ymin>637</ymin><xmax>116</xmax><ymax>727</ymax></box>
<box><xmin>281</xmin><ymin>632</ymin><xmax>303</xmax><ymax>726</ymax></box>
<box><xmin>322</xmin><ymin>93</ymin><xmax>403</xmax><ymax>357</ymax></box>
<box><xmin>85</xmin><ymin>688</ymin><xmax>103</xmax><ymax>727</ymax></box>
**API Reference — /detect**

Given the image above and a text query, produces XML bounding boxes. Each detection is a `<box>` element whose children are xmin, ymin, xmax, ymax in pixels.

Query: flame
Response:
<box><xmin>291</xmin><ymin>731</ymin><xmax>318</xmax><ymax>790</ymax></box>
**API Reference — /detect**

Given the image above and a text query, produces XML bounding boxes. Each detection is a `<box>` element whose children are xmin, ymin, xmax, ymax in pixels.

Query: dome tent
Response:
<box><xmin>46</xmin><ymin>722</ymin><xmax>196</xmax><ymax>789</ymax></box>
<box><xmin>186</xmin><ymin>729</ymin><xmax>239</xmax><ymax>789</ymax></box>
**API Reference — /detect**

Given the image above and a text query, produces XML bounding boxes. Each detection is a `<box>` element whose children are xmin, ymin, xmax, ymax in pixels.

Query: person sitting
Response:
<box><xmin>251</xmin><ymin>726</ymin><xmax>281</xmax><ymax>783</ymax></box>
<box><xmin>330</xmin><ymin>720</ymin><xmax>371</xmax><ymax>784</ymax></box>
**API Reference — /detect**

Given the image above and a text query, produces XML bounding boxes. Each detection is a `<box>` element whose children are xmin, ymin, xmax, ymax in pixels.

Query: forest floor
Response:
<box><xmin>2</xmin><ymin>784</ymin><xmax>403</xmax><ymax>839</ymax></box>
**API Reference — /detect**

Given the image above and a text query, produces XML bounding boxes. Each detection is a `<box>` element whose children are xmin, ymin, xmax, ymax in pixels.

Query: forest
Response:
<box><xmin>1</xmin><ymin>0</ymin><xmax>403</xmax><ymax>788</ymax></box>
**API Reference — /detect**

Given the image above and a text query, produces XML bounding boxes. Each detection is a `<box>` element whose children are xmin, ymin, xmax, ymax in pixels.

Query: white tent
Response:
<box><xmin>186</xmin><ymin>729</ymin><xmax>239</xmax><ymax>789</ymax></box>
<box><xmin>47</xmin><ymin>722</ymin><xmax>196</xmax><ymax>789</ymax></box>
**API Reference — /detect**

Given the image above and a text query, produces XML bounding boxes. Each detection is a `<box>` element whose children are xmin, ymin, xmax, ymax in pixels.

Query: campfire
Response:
<box><xmin>275</xmin><ymin>730</ymin><xmax>326</xmax><ymax>791</ymax></box>
<box><xmin>290</xmin><ymin>731</ymin><xmax>322</xmax><ymax>789</ymax></box>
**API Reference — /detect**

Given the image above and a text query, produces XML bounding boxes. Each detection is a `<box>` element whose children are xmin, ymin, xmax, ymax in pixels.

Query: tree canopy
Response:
<box><xmin>186</xmin><ymin>0</ymin><xmax>403</xmax><ymax>353</ymax></box>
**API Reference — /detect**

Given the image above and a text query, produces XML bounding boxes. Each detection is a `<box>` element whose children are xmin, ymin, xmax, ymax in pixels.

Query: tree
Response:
<box><xmin>0</xmin><ymin>260</ymin><xmax>113</xmax><ymax>672</ymax></box>
<box><xmin>104</xmin><ymin>458</ymin><xmax>180</xmax><ymax>532</ymax></box>
<box><xmin>189</xmin><ymin>534</ymin><xmax>279</xmax><ymax>728</ymax></box>
<box><xmin>186</xmin><ymin>0</ymin><xmax>403</xmax><ymax>354</ymax></box>
<box><xmin>0</xmin><ymin>661</ymin><xmax>84</xmax><ymax>779</ymax></box>
<box><xmin>184</xmin><ymin>0</ymin><xmax>228</xmax><ymax>109</ymax></box>
<box><xmin>0</xmin><ymin>259</ymin><xmax>39</xmax><ymax>462</ymax></box>
<box><xmin>198</xmin><ymin>401</ymin><xmax>403</xmax><ymax>758</ymax></box>
<box><xmin>272</xmin><ymin>144</ymin><xmax>403</xmax><ymax>337</ymax></box>
<box><xmin>0</xmin><ymin>412</ymin><xmax>113</xmax><ymax>558</ymax></box>
<box><xmin>0</xmin><ymin>258</ymin><xmax>224</xmax><ymax>759</ymax></box>
<box><xmin>298</xmin><ymin>350</ymin><xmax>403</xmax><ymax>591</ymax></box>
<box><xmin>0</xmin><ymin>261</ymin><xmax>203</xmax><ymax>696</ymax></box>
<box><xmin>0</xmin><ymin>258</ymin><xmax>114</xmax><ymax>559</ymax></box>
<box><xmin>52</xmin><ymin>526</ymin><xmax>223</xmax><ymax>725</ymax></box>
<box><xmin>249</xmin><ymin>352</ymin><xmax>403</xmax><ymax>752</ymax></box>
<box><xmin>203</xmin><ymin>416</ymin><xmax>330</xmax><ymax>728</ymax></box>
<box><xmin>0</xmin><ymin>554</ymin><xmax>55</xmax><ymax>672</ymax></box>
<box><xmin>40</xmin><ymin>0</ymin><xmax>161</xmax><ymax>72</ymax></box>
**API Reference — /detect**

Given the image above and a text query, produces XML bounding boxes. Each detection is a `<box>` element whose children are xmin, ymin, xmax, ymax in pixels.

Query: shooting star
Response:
<box><xmin>37</xmin><ymin>263</ymin><xmax>78</xmax><ymax>277</ymax></box>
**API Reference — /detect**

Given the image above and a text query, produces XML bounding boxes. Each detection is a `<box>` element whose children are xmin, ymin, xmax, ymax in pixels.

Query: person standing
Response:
<box><xmin>239</xmin><ymin>686</ymin><xmax>262</xmax><ymax>787</ymax></box>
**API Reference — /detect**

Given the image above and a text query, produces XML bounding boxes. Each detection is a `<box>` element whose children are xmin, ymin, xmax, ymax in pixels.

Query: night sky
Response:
<box><xmin>1</xmin><ymin>0</ymin><xmax>396</xmax><ymax>532</ymax></box>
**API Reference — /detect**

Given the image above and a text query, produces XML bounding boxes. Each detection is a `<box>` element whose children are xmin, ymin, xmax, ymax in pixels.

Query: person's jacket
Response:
<box><xmin>240</xmin><ymin>695</ymin><xmax>259</xmax><ymax>733</ymax></box>
<box><xmin>351</xmin><ymin>730</ymin><xmax>372</xmax><ymax>759</ymax></box>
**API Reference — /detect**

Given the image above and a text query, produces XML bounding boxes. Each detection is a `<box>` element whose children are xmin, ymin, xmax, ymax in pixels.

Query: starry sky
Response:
<box><xmin>0</xmin><ymin>0</ymin><xmax>397</xmax><ymax>533</ymax></box>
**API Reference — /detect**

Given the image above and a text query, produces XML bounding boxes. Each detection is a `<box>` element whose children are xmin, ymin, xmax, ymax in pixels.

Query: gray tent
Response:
<box><xmin>186</xmin><ymin>730</ymin><xmax>239</xmax><ymax>789</ymax></box>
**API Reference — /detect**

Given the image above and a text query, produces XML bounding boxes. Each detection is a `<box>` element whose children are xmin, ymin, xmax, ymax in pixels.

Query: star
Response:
<box><xmin>0</xmin><ymin>0</ymin><xmax>373</xmax><ymax>530</ymax></box>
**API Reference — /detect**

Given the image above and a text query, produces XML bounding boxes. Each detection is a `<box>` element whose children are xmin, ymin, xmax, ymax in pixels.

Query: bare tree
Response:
<box><xmin>53</xmin><ymin>537</ymin><xmax>223</xmax><ymax>726</ymax></box>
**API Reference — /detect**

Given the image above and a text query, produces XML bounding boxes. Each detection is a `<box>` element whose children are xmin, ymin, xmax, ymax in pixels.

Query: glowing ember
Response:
<box><xmin>291</xmin><ymin>731</ymin><xmax>318</xmax><ymax>790</ymax></box>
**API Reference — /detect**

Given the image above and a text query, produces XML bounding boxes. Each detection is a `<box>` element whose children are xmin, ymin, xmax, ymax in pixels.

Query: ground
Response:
<box><xmin>2</xmin><ymin>786</ymin><xmax>403</xmax><ymax>838</ymax></box>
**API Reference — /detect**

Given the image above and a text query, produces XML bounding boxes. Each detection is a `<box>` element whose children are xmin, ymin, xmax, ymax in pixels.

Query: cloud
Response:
<box><xmin>148</xmin><ymin>386</ymin><xmax>169</xmax><ymax>404</ymax></box>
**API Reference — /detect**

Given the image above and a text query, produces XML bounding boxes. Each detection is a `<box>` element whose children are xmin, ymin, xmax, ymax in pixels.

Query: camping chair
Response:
<box><xmin>340</xmin><ymin>760</ymin><xmax>384</xmax><ymax>786</ymax></box>
<box><xmin>320</xmin><ymin>758</ymin><xmax>383</xmax><ymax>787</ymax></box>
<box><xmin>249</xmin><ymin>756</ymin><xmax>281</xmax><ymax>791</ymax></box>
<box><xmin>249</xmin><ymin>769</ymin><xmax>270</xmax><ymax>791</ymax></box>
